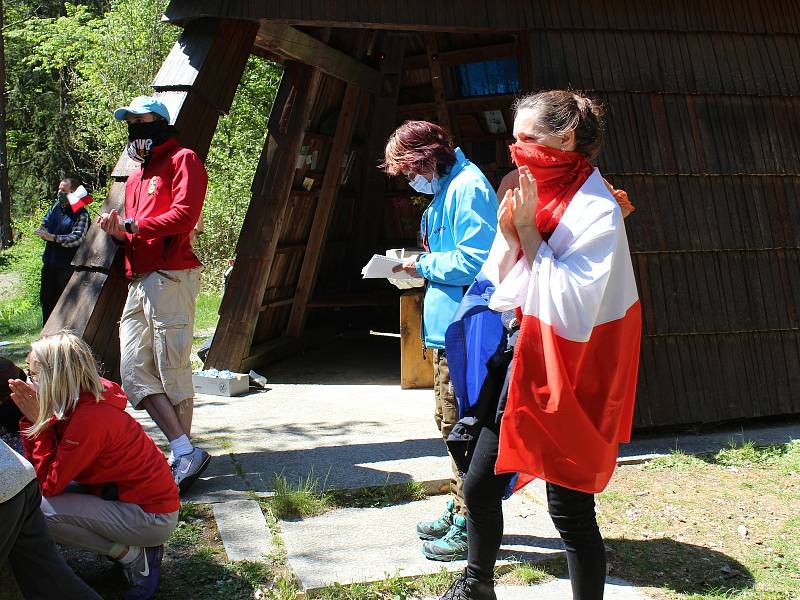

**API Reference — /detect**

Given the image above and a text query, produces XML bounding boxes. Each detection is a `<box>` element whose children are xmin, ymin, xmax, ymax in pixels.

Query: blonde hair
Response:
<box><xmin>24</xmin><ymin>331</ymin><xmax>104</xmax><ymax>437</ymax></box>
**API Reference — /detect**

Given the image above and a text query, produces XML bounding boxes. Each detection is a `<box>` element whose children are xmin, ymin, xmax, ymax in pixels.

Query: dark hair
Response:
<box><xmin>513</xmin><ymin>90</ymin><xmax>605</xmax><ymax>159</ymax></box>
<box><xmin>0</xmin><ymin>357</ymin><xmax>25</xmax><ymax>433</ymax></box>
<box><xmin>61</xmin><ymin>177</ymin><xmax>81</xmax><ymax>192</ymax></box>
<box><xmin>381</xmin><ymin>121</ymin><xmax>456</xmax><ymax>178</ymax></box>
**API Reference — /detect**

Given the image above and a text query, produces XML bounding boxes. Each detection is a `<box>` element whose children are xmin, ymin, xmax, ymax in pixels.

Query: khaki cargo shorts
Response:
<box><xmin>120</xmin><ymin>268</ymin><xmax>201</xmax><ymax>408</ymax></box>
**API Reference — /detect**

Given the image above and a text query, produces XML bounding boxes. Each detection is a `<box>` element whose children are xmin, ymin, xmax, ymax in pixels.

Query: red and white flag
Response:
<box><xmin>483</xmin><ymin>168</ymin><xmax>641</xmax><ymax>494</ymax></box>
<box><xmin>67</xmin><ymin>185</ymin><xmax>93</xmax><ymax>211</ymax></box>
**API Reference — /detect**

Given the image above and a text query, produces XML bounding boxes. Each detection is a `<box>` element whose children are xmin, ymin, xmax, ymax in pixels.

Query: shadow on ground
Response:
<box><xmin>605</xmin><ymin>537</ymin><xmax>754</xmax><ymax>596</ymax></box>
<box><xmin>186</xmin><ymin>436</ymin><xmax>449</xmax><ymax>499</ymax></box>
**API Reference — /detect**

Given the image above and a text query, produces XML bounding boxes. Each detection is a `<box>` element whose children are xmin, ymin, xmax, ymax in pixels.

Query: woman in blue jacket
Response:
<box><xmin>384</xmin><ymin>121</ymin><xmax>498</xmax><ymax>561</ymax></box>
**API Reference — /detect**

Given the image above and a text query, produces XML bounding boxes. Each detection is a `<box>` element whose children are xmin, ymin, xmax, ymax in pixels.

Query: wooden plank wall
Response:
<box><xmin>524</xmin><ymin>6</ymin><xmax>800</xmax><ymax>428</ymax></box>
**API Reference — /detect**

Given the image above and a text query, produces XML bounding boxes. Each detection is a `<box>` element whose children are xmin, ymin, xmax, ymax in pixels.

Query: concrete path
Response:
<box><xmin>280</xmin><ymin>494</ymin><xmax>563</xmax><ymax>592</ymax></box>
<box><xmin>212</xmin><ymin>499</ymin><xmax>274</xmax><ymax>562</ymax></box>
<box><xmin>133</xmin><ymin>335</ymin><xmax>452</xmax><ymax>504</ymax></box>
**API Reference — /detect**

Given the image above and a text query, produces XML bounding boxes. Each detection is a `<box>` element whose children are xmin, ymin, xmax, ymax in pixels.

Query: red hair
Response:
<box><xmin>382</xmin><ymin>121</ymin><xmax>456</xmax><ymax>177</ymax></box>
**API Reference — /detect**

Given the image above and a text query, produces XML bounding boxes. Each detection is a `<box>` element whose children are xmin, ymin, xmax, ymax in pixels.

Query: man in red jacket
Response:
<box><xmin>98</xmin><ymin>96</ymin><xmax>210</xmax><ymax>494</ymax></box>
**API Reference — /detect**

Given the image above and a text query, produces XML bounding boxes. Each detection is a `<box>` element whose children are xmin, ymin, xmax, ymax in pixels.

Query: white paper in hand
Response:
<box><xmin>361</xmin><ymin>254</ymin><xmax>414</xmax><ymax>279</ymax></box>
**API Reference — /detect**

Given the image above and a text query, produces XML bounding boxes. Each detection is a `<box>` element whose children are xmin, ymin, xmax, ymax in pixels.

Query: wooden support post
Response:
<box><xmin>205</xmin><ymin>61</ymin><xmax>324</xmax><ymax>371</ymax></box>
<box><xmin>400</xmin><ymin>290</ymin><xmax>433</xmax><ymax>389</ymax></box>
<box><xmin>286</xmin><ymin>83</ymin><xmax>364</xmax><ymax>337</ymax></box>
<box><xmin>43</xmin><ymin>18</ymin><xmax>257</xmax><ymax>378</ymax></box>
<box><xmin>424</xmin><ymin>33</ymin><xmax>452</xmax><ymax>132</ymax></box>
<box><xmin>354</xmin><ymin>33</ymin><xmax>406</xmax><ymax>265</ymax></box>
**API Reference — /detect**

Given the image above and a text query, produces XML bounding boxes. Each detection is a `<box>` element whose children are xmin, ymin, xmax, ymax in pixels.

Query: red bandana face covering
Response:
<box><xmin>509</xmin><ymin>142</ymin><xmax>594</xmax><ymax>235</ymax></box>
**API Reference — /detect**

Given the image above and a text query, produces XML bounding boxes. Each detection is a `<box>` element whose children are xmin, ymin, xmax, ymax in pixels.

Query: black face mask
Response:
<box><xmin>57</xmin><ymin>191</ymin><xmax>69</xmax><ymax>207</ymax></box>
<box><xmin>126</xmin><ymin>120</ymin><xmax>174</xmax><ymax>163</ymax></box>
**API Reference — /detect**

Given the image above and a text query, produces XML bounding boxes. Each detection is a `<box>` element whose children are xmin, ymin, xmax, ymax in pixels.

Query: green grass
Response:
<box><xmin>315</xmin><ymin>570</ymin><xmax>454</xmax><ymax>600</ymax></box>
<box><xmin>0</xmin><ymin>217</ymin><xmax>46</xmax><ymax>344</ymax></box>
<box><xmin>313</xmin><ymin>560</ymin><xmax>560</xmax><ymax>599</ymax></box>
<box><xmin>328</xmin><ymin>481</ymin><xmax>427</xmax><ymax>509</ymax></box>
<box><xmin>505</xmin><ymin>562</ymin><xmax>550</xmax><ymax>585</ymax></box>
<box><xmin>267</xmin><ymin>472</ymin><xmax>428</xmax><ymax>520</ymax></box>
<box><xmin>194</xmin><ymin>291</ymin><xmax>222</xmax><ymax>334</ymax></box>
<box><xmin>712</xmin><ymin>440</ymin><xmax>800</xmax><ymax>471</ymax></box>
<box><xmin>270</xmin><ymin>472</ymin><xmax>333</xmax><ymax>520</ymax></box>
<box><xmin>598</xmin><ymin>440</ymin><xmax>800</xmax><ymax>600</ymax></box>
<box><xmin>643</xmin><ymin>450</ymin><xmax>707</xmax><ymax>471</ymax></box>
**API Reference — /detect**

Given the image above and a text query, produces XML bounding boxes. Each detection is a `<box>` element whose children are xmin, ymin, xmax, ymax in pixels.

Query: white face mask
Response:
<box><xmin>408</xmin><ymin>174</ymin><xmax>438</xmax><ymax>195</ymax></box>
<box><xmin>26</xmin><ymin>376</ymin><xmax>39</xmax><ymax>393</ymax></box>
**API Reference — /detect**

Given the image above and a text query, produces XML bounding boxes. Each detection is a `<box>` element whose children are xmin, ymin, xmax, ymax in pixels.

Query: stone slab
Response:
<box><xmin>281</xmin><ymin>494</ymin><xmax>563</xmax><ymax>591</ymax></box>
<box><xmin>212</xmin><ymin>499</ymin><xmax>274</xmax><ymax>562</ymax></box>
<box><xmin>422</xmin><ymin>579</ymin><xmax>651</xmax><ymax>600</ymax></box>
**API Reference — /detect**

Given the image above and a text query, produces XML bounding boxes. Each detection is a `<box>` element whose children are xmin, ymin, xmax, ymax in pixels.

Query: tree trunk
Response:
<box><xmin>0</xmin><ymin>2</ymin><xmax>12</xmax><ymax>248</ymax></box>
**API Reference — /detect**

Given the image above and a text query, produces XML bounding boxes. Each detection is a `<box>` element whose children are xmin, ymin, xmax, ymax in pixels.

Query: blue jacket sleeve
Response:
<box><xmin>417</xmin><ymin>181</ymin><xmax>498</xmax><ymax>286</ymax></box>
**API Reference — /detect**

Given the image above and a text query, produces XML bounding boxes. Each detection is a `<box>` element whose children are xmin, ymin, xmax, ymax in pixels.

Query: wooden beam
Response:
<box><xmin>204</xmin><ymin>61</ymin><xmax>324</xmax><ymax>371</ymax></box>
<box><xmin>403</xmin><ymin>42</ymin><xmax>517</xmax><ymax>70</ymax></box>
<box><xmin>285</xmin><ymin>83</ymin><xmax>363</xmax><ymax>337</ymax></box>
<box><xmin>424</xmin><ymin>33</ymin><xmax>452</xmax><ymax>132</ymax></box>
<box><xmin>164</xmin><ymin>0</ymin><xmax>528</xmax><ymax>33</ymax></box>
<box><xmin>254</xmin><ymin>22</ymin><xmax>379</xmax><ymax>93</ymax></box>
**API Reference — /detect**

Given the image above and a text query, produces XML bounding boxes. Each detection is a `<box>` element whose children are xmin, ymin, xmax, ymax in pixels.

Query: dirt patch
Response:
<box><xmin>597</xmin><ymin>447</ymin><xmax>800</xmax><ymax>599</ymax></box>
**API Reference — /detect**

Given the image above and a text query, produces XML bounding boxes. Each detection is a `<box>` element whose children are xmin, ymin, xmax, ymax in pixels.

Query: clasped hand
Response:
<box><xmin>34</xmin><ymin>228</ymin><xmax>54</xmax><ymax>242</ymax></box>
<box><xmin>9</xmin><ymin>379</ymin><xmax>40</xmax><ymax>423</ymax></box>
<box><xmin>498</xmin><ymin>166</ymin><xmax>539</xmax><ymax>248</ymax></box>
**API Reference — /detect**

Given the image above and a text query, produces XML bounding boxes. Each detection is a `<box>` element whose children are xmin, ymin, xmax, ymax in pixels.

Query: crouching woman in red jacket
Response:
<box><xmin>10</xmin><ymin>331</ymin><xmax>179</xmax><ymax>600</ymax></box>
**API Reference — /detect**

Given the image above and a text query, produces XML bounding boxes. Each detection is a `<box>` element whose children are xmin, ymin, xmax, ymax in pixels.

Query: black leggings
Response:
<box><xmin>463</xmin><ymin>420</ymin><xmax>607</xmax><ymax>599</ymax></box>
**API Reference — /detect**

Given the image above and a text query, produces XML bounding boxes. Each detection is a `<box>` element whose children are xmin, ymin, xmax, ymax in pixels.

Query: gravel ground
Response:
<box><xmin>1</xmin><ymin>427</ymin><xmax>22</xmax><ymax>453</ymax></box>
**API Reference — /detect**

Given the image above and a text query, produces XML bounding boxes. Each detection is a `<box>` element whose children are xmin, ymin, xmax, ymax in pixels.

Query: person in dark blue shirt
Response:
<box><xmin>35</xmin><ymin>178</ymin><xmax>92</xmax><ymax>324</ymax></box>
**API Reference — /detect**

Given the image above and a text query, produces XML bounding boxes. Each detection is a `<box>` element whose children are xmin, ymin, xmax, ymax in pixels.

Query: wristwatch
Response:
<box><xmin>123</xmin><ymin>218</ymin><xmax>136</xmax><ymax>234</ymax></box>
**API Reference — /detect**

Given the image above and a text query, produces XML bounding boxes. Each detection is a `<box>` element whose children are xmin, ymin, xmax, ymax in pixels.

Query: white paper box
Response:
<box><xmin>192</xmin><ymin>373</ymin><xmax>249</xmax><ymax>397</ymax></box>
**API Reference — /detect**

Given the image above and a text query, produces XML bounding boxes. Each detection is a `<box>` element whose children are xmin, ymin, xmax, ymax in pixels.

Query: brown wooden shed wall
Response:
<box><xmin>522</xmin><ymin>12</ymin><xmax>800</xmax><ymax>428</ymax></box>
<box><xmin>61</xmin><ymin>1</ymin><xmax>800</xmax><ymax>430</ymax></box>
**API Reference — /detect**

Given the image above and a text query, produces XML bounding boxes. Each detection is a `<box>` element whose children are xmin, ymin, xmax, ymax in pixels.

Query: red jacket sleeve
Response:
<box><xmin>136</xmin><ymin>150</ymin><xmax>208</xmax><ymax>239</ymax></box>
<box><xmin>20</xmin><ymin>412</ymin><xmax>103</xmax><ymax>497</ymax></box>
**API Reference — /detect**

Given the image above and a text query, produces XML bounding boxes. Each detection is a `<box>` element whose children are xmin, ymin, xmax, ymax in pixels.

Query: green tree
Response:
<box><xmin>4</xmin><ymin>0</ymin><xmax>283</xmax><ymax>289</ymax></box>
<box><xmin>6</xmin><ymin>0</ymin><xmax>176</xmax><ymax>208</ymax></box>
<box><xmin>195</xmin><ymin>56</ymin><xmax>282</xmax><ymax>286</ymax></box>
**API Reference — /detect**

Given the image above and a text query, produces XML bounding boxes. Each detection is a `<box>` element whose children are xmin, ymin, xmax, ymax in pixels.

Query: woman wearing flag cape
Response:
<box><xmin>439</xmin><ymin>91</ymin><xmax>641</xmax><ymax>600</ymax></box>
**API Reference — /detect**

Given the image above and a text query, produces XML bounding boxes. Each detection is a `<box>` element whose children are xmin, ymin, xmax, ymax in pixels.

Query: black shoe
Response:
<box><xmin>439</xmin><ymin>570</ymin><xmax>496</xmax><ymax>600</ymax></box>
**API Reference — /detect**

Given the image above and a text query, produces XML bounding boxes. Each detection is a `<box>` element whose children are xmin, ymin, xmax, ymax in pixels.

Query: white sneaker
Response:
<box><xmin>171</xmin><ymin>448</ymin><xmax>211</xmax><ymax>494</ymax></box>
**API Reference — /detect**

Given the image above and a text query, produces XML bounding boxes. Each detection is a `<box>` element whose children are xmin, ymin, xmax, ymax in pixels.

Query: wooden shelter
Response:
<box><xmin>46</xmin><ymin>1</ymin><xmax>800</xmax><ymax>430</ymax></box>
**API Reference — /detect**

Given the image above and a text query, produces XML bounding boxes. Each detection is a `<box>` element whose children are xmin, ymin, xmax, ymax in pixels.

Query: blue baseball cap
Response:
<box><xmin>113</xmin><ymin>95</ymin><xmax>170</xmax><ymax>121</ymax></box>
